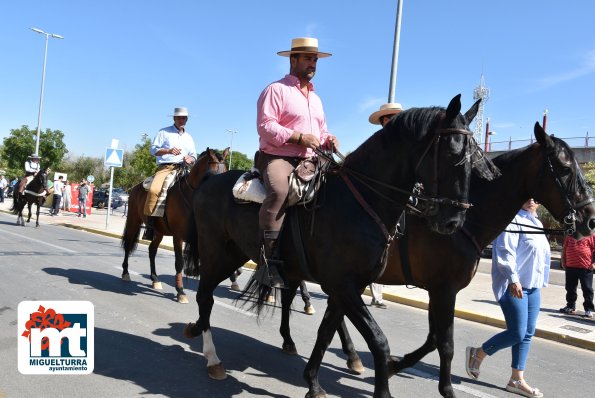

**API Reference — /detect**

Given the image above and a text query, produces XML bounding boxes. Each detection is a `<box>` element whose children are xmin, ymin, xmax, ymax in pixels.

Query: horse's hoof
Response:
<box><xmin>177</xmin><ymin>294</ymin><xmax>189</xmax><ymax>304</ymax></box>
<box><xmin>266</xmin><ymin>295</ymin><xmax>275</xmax><ymax>303</ymax></box>
<box><xmin>183</xmin><ymin>323</ymin><xmax>196</xmax><ymax>339</ymax></box>
<box><xmin>122</xmin><ymin>274</ymin><xmax>131</xmax><ymax>282</ymax></box>
<box><xmin>305</xmin><ymin>389</ymin><xmax>327</xmax><ymax>398</ymax></box>
<box><xmin>347</xmin><ymin>358</ymin><xmax>365</xmax><ymax>374</ymax></box>
<box><xmin>304</xmin><ymin>304</ymin><xmax>316</xmax><ymax>315</ymax></box>
<box><xmin>207</xmin><ymin>363</ymin><xmax>227</xmax><ymax>380</ymax></box>
<box><xmin>282</xmin><ymin>343</ymin><xmax>298</xmax><ymax>356</ymax></box>
<box><xmin>152</xmin><ymin>281</ymin><xmax>163</xmax><ymax>290</ymax></box>
<box><xmin>230</xmin><ymin>282</ymin><xmax>241</xmax><ymax>291</ymax></box>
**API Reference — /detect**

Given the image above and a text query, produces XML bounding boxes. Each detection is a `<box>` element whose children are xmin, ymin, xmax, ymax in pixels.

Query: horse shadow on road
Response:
<box><xmin>43</xmin><ymin>267</ymin><xmax>182</xmax><ymax>302</ymax></box>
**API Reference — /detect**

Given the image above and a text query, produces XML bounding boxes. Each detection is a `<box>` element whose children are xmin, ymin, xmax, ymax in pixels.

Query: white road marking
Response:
<box><xmin>406</xmin><ymin>367</ymin><xmax>498</xmax><ymax>398</ymax></box>
<box><xmin>1</xmin><ymin>229</ymin><xmax>77</xmax><ymax>253</ymax></box>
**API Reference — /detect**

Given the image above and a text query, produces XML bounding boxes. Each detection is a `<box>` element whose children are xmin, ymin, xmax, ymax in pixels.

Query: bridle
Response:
<box><xmin>533</xmin><ymin>151</ymin><xmax>594</xmax><ymax>235</ymax></box>
<box><xmin>317</xmin><ymin>119</ymin><xmax>477</xmax><ymax>244</ymax></box>
<box><xmin>412</xmin><ymin>126</ymin><xmax>476</xmax><ymax>216</ymax></box>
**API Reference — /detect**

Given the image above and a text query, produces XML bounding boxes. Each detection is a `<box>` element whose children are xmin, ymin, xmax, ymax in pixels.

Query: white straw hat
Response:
<box><xmin>369</xmin><ymin>102</ymin><xmax>403</xmax><ymax>125</ymax></box>
<box><xmin>171</xmin><ymin>107</ymin><xmax>189</xmax><ymax>117</ymax></box>
<box><xmin>277</xmin><ymin>37</ymin><xmax>332</xmax><ymax>58</ymax></box>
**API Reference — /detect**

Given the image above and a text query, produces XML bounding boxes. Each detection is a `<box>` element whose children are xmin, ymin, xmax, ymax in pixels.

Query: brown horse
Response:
<box><xmin>121</xmin><ymin>148</ymin><xmax>228</xmax><ymax>303</ymax></box>
<box><xmin>281</xmin><ymin>123</ymin><xmax>595</xmax><ymax>397</ymax></box>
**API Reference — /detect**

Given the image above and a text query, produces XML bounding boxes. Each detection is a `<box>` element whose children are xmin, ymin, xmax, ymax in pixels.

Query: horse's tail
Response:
<box><xmin>183</xmin><ymin>207</ymin><xmax>200</xmax><ymax>277</ymax></box>
<box><xmin>120</xmin><ymin>184</ymin><xmax>142</xmax><ymax>254</ymax></box>
<box><xmin>238</xmin><ymin>276</ymin><xmax>275</xmax><ymax>318</ymax></box>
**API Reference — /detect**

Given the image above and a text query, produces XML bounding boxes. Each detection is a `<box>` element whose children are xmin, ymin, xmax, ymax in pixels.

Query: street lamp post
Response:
<box><xmin>543</xmin><ymin>109</ymin><xmax>548</xmax><ymax>132</ymax></box>
<box><xmin>31</xmin><ymin>27</ymin><xmax>64</xmax><ymax>156</ymax></box>
<box><xmin>484</xmin><ymin>117</ymin><xmax>496</xmax><ymax>152</ymax></box>
<box><xmin>226</xmin><ymin>129</ymin><xmax>238</xmax><ymax>170</ymax></box>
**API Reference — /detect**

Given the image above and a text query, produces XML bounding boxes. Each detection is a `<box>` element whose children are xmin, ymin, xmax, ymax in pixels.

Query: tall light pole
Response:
<box><xmin>31</xmin><ymin>27</ymin><xmax>64</xmax><ymax>156</ymax></box>
<box><xmin>542</xmin><ymin>109</ymin><xmax>548</xmax><ymax>132</ymax></box>
<box><xmin>226</xmin><ymin>129</ymin><xmax>238</xmax><ymax>169</ymax></box>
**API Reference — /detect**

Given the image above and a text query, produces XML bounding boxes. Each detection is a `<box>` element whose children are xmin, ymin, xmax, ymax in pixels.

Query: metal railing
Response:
<box><xmin>481</xmin><ymin>132</ymin><xmax>592</xmax><ymax>152</ymax></box>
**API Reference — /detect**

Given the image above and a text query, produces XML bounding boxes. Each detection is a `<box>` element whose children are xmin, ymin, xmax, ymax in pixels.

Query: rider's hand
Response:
<box><xmin>322</xmin><ymin>135</ymin><xmax>339</xmax><ymax>152</ymax></box>
<box><xmin>169</xmin><ymin>147</ymin><xmax>182</xmax><ymax>156</ymax></box>
<box><xmin>299</xmin><ymin>133</ymin><xmax>320</xmax><ymax>150</ymax></box>
<box><xmin>183</xmin><ymin>155</ymin><xmax>194</xmax><ymax>165</ymax></box>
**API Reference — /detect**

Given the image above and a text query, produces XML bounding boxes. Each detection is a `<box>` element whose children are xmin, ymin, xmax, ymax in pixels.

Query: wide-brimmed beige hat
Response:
<box><xmin>171</xmin><ymin>107</ymin><xmax>189</xmax><ymax>117</ymax></box>
<box><xmin>277</xmin><ymin>37</ymin><xmax>332</xmax><ymax>58</ymax></box>
<box><xmin>369</xmin><ymin>102</ymin><xmax>404</xmax><ymax>125</ymax></box>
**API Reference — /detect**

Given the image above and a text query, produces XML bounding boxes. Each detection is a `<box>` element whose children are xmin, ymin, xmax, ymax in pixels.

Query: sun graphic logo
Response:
<box><xmin>18</xmin><ymin>301</ymin><xmax>94</xmax><ymax>375</ymax></box>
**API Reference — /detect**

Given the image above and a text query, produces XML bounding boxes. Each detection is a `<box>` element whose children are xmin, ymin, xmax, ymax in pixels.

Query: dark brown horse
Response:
<box><xmin>183</xmin><ymin>95</ymin><xmax>500</xmax><ymax>397</ymax></box>
<box><xmin>120</xmin><ymin>148</ymin><xmax>228</xmax><ymax>303</ymax></box>
<box><xmin>11</xmin><ymin>168</ymin><xmax>49</xmax><ymax>227</ymax></box>
<box><xmin>291</xmin><ymin>123</ymin><xmax>595</xmax><ymax>397</ymax></box>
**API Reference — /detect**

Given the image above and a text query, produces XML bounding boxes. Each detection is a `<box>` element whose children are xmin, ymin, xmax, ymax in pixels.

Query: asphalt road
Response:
<box><xmin>0</xmin><ymin>213</ymin><xmax>592</xmax><ymax>398</ymax></box>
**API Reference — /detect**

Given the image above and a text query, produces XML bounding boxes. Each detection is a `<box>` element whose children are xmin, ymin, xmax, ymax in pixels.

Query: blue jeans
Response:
<box><xmin>481</xmin><ymin>287</ymin><xmax>540</xmax><ymax>371</ymax></box>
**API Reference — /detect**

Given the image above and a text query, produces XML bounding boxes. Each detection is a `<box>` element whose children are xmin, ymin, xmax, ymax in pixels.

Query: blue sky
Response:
<box><xmin>1</xmin><ymin>0</ymin><xmax>594</xmax><ymax>161</ymax></box>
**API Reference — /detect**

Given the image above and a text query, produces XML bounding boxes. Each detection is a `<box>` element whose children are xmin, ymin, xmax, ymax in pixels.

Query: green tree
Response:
<box><xmin>228</xmin><ymin>150</ymin><xmax>253</xmax><ymax>171</ymax></box>
<box><xmin>59</xmin><ymin>155</ymin><xmax>105</xmax><ymax>184</ymax></box>
<box><xmin>0</xmin><ymin>125</ymin><xmax>68</xmax><ymax>175</ymax></box>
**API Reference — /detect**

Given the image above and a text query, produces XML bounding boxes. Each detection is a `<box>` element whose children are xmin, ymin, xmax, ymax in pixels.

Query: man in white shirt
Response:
<box><xmin>51</xmin><ymin>176</ymin><xmax>65</xmax><ymax>216</ymax></box>
<box><xmin>0</xmin><ymin>175</ymin><xmax>8</xmax><ymax>202</ymax></box>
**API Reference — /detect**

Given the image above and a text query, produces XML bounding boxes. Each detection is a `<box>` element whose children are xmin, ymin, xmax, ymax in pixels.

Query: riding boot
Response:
<box><xmin>142</xmin><ymin>217</ymin><xmax>155</xmax><ymax>241</ymax></box>
<box><xmin>254</xmin><ymin>230</ymin><xmax>286</xmax><ymax>289</ymax></box>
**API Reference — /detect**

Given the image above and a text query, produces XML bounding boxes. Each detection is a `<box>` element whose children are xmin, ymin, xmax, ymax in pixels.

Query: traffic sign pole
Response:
<box><xmin>105</xmin><ymin>166</ymin><xmax>115</xmax><ymax>229</ymax></box>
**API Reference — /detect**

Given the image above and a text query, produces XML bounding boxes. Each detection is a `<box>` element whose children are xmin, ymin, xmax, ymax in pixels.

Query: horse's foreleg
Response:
<box><xmin>229</xmin><ymin>268</ymin><xmax>242</xmax><ymax>291</ymax></box>
<box><xmin>337</xmin><ymin>319</ymin><xmax>365</xmax><ymax>374</ymax></box>
<box><xmin>304</xmin><ymin>298</ymin><xmax>345</xmax><ymax>398</ymax></box>
<box><xmin>148</xmin><ymin>236</ymin><xmax>162</xmax><ymax>290</ymax></box>
<box><xmin>279</xmin><ymin>285</ymin><xmax>299</xmax><ymax>355</ymax></box>
<box><xmin>430</xmin><ymin>289</ymin><xmax>457</xmax><ymax>398</ymax></box>
<box><xmin>184</xmin><ymin>278</ymin><xmax>226</xmax><ymax>379</ymax></box>
<box><xmin>26</xmin><ymin>203</ymin><xmax>33</xmax><ymax>223</ymax></box>
<box><xmin>173</xmin><ymin>238</ymin><xmax>188</xmax><ymax>303</ymax></box>
<box><xmin>344</xmin><ymin>302</ymin><xmax>391</xmax><ymax>398</ymax></box>
<box><xmin>35</xmin><ymin>202</ymin><xmax>41</xmax><ymax>227</ymax></box>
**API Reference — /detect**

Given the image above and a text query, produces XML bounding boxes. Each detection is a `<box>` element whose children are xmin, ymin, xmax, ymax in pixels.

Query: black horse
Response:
<box><xmin>11</xmin><ymin>168</ymin><xmax>49</xmax><ymax>227</ymax></box>
<box><xmin>287</xmin><ymin>123</ymin><xmax>595</xmax><ymax>397</ymax></box>
<box><xmin>183</xmin><ymin>95</ymin><xmax>500</xmax><ymax>397</ymax></box>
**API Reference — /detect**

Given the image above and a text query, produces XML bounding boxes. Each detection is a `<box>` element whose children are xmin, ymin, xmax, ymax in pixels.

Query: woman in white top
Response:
<box><xmin>465</xmin><ymin>198</ymin><xmax>550</xmax><ymax>398</ymax></box>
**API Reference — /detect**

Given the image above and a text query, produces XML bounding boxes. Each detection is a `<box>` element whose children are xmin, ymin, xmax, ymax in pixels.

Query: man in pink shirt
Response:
<box><xmin>255</xmin><ymin>37</ymin><xmax>339</xmax><ymax>288</ymax></box>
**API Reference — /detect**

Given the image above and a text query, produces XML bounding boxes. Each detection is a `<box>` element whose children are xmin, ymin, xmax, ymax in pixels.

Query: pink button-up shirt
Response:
<box><xmin>257</xmin><ymin>74</ymin><xmax>330</xmax><ymax>158</ymax></box>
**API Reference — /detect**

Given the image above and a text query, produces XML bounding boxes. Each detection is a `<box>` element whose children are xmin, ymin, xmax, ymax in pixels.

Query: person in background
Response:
<box><xmin>367</xmin><ymin>102</ymin><xmax>404</xmax><ymax>308</ymax></box>
<box><xmin>143</xmin><ymin>107</ymin><xmax>197</xmax><ymax>240</ymax></box>
<box><xmin>0</xmin><ymin>174</ymin><xmax>7</xmax><ymax>203</ymax></box>
<box><xmin>77</xmin><ymin>179</ymin><xmax>90</xmax><ymax>218</ymax></box>
<box><xmin>465</xmin><ymin>198</ymin><xmax>549</xmax><ymax>398</ymax></box>
<box><xmin>50</xmin><ymin>176</ymin><xmax>64</xmax><ymax>216</ymax></box>
<box><xmin>62</xmin><ymin>180</ymin><xmax>72</xmax><ymax>212</ymax></box>
<box><xmin>255</xmin><ymin>37</ymin><xmax>339</xmax><ymax>288</ymax></box>
<box><xmin>559</xmin><ymin>234</ymin><xmax>595</xmax><ymax>319</ymax></box>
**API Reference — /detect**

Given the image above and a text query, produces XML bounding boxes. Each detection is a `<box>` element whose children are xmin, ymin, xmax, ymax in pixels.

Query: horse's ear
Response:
<box><xmin>534</xmin><ymin>122</ymin><xmax>554</xmax><ymax>148</ymax></box>
<box><xmin>222</xmin><ymin>147</ymin><xmax>230</xmax><ymax>160</ymax></box>
<box><xmin>445</xmin><ymin>94</ymin><xmax>462</xmax><ymax>121</ymax></box>
<box><xmin>464</xmin><ymin>98</ymin><xmax>481</xmax><ymax>125</ymax></box>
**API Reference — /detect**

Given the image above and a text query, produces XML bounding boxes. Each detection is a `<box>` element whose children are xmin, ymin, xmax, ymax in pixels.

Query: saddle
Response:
<box><xmin>232</xmin><ymin>157</ymin><xmax>327</xmax><ymax>206</ymax></box>
<box><xmin>143</xmin><ymin>168</ymin><xmax>183</xmax><ymax>217</ymax></box>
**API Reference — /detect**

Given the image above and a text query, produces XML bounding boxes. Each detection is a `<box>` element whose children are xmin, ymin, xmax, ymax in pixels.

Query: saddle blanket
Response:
<box><xmin>143</xmin><ymin>170</ymin><xmax>178</xmax><ymax>217</ymax></box>
<box><xmin>232</xmin><ymin>168</ymin><xmax>265</xmax><ymax>204</ymax></box>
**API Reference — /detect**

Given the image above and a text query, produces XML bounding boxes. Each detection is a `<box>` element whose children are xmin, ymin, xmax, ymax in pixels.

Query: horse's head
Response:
<box><xmin>531</xmin><ymin>123</ymin><xmax>595</xmax><ymax>239</ymax></box>
<box><xmin>409</xmin><ymin>94</ymin><xmax>500</xmax><ymax>235</ymax></box>
<box><xmin>190</xmin><ymin>148</ymin><xmax>229</xmax><ymax>188</ymax></box>
<box><xmin>37</xmin><ymin>168</ymin><xmax>49</xmax><ymax>193</ymax></box>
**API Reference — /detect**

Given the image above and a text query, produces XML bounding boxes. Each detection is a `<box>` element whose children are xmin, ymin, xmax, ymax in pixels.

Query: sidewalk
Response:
<box><xmin>1</xmin><ymin>199</ymin><xmax>593</xmax><ymax>351</ymax></box>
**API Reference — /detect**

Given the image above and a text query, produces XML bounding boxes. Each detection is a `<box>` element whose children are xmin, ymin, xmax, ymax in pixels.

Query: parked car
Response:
<box><xmin>112</xmin><ymin>188</ymin><xmax>129</xmax><ymax>204</ymax></box>
<box><xmin>92</xmin><ymin>188</ymin><xmax>123</xmax><ymax>209</ymax></box>
<box><xmin>480</xmin><ymin>244</ymin><xmax>493</xmax><ymax>259</ymax></box>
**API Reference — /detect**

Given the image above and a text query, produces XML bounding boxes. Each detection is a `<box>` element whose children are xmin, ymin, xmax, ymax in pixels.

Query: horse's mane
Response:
<box><xmin>344</xmin><ymin>106</ymin><xmax>443</xmax><ymax>167</ymax></box>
